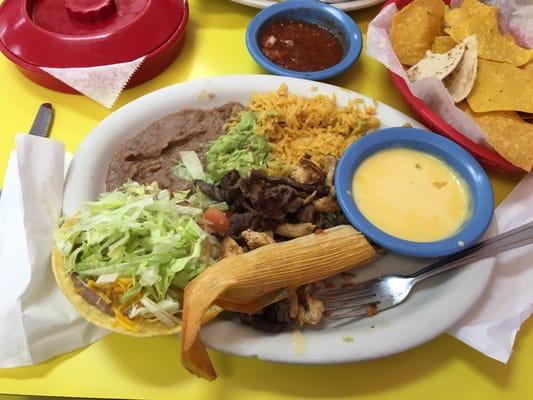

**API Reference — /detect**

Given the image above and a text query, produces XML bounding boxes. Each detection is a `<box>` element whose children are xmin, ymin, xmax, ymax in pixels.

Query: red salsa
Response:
<box><xmin>259</xmin><ymin>19</ymin><xmax>344</xmax><ymax>72</ymax></box>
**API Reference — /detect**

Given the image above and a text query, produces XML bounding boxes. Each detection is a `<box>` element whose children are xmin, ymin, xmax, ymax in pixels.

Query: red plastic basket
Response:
<box><xmin>381</xmin><ymin>0</ymin><xmax>524</xmax><ymax>173</ymax></box>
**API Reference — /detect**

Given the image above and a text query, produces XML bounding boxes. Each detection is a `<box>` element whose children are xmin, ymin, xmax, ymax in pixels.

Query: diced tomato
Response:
<box><xmin>203</xmin><ymin>208</ymin><xmax>230</xmax><ymax>235</ymax></box>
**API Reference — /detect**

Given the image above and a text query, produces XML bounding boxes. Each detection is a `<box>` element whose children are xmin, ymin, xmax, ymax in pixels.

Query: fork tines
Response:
<box><xmin>318</xmin><ymin>281</ymin><xmax>381</xmax><ymax>319</ymax></box>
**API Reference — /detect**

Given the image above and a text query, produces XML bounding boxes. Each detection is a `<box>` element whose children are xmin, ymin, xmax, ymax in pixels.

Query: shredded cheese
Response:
<box><xmin>86</xmin><ymin>277</ymin><xmax>150</xmax><ymax>329</ymax></box>
<box><xmin>88</xmin><ymin>278</ymin><xmax>132</xmax><ymax>299</ymax></box>
<box><xmin>113</xmin><ymin>306</ymin><xmax>139</xmax><ymax>333</ymax></box>
<box><xmin>98</xmin><ymin>291</ymin><xmax>113</xmax><ymax>305</ymax></box>
<box><xmin>87</xmin><ymin>277</ymin><xmax>138</xmax><ymax>313</ymax></box>
<box><xmin>118</xmin><ymin>291</ymin><xmax>144</xmax><ymax>313</ymax></box>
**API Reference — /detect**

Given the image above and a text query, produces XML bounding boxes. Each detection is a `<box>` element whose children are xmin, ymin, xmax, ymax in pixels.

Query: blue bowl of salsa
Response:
<box><xmin>335</xmin><ymin>128</ymin><xmax>494</xmax><ymax>258</ymax></box>
<box><xmin>245</xmin><ymin>0</ymin><xmax>363</xmax><ymax>81</ymax></box>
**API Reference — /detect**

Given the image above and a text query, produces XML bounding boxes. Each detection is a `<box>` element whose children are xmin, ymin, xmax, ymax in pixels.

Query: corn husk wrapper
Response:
<box><xmin>181</xmin><ymin>225</ymin><xmax>376</xmax><ymax>380</ymax></box>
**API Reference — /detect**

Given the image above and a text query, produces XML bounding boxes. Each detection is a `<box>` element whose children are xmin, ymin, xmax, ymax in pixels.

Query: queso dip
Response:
<box><xmin>352</xmin><ymin>148</ymin><xmax>471</xmax><ymax>242</ymax></box>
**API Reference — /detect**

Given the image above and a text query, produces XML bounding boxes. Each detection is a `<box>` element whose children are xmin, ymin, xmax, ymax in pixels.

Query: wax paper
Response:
<box><xmin>41</xmin><ymin>56</ymin><xmax>145</xmax><ymax>108</ymax></box>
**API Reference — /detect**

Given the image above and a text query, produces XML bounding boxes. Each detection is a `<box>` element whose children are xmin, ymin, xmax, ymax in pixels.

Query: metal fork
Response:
<box><xmin>318</xmin><ymin>220</ymin><xmax>533</xmax><ymax>320</ymax></box>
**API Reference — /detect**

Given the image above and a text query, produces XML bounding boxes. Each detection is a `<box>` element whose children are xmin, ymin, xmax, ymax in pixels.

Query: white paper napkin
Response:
<box><xmin>0</xmin><ymin>135</ymin><xmax>107</xmax><ymax>368</ymax></box>
<box><xmin>41</xmin><ymin>56</ymin><xmax>145</xmax><ymax>108</ymax></box>
<box><xmin>448</xmin><ymin>173</ymin><xmax>533</xmax><ymax>363</ymax></box>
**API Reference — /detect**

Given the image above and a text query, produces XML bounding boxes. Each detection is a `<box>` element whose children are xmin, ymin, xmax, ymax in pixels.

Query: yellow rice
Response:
<box><xmin>249</xmin><ymin>84</ymin><xmax>380</xmax><ymax>172</ymax></box>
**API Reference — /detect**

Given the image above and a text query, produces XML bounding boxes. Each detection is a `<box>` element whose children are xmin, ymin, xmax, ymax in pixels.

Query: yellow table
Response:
<box><xmin>0</xmin><ymin>1</ymin><xmax>527</xmax><ymax>399</ymax></box>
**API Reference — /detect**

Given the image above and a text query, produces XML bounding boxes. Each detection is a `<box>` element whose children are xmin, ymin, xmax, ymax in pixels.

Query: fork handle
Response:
<box><xmin>410</xmin><ymin>220</ymin><xmax>533</xmax><ymax>283</ymax></box>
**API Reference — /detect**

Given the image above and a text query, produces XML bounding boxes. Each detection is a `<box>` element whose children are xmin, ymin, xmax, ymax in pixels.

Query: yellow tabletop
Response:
<box><xmin>0</xmin><ymin>1</ymin><xmax>528</xmax><ymax>399</ymax></box>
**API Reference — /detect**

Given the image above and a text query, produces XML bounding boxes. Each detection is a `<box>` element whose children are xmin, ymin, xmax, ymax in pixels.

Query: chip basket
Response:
<box><xmin>381</xmin><ymin>0</ymin><xmax>525</xmax><ymax>173</ymax></box>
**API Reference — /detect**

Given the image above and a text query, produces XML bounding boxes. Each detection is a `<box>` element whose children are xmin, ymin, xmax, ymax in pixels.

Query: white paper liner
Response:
<box><xmin>366</xmin><ymin>0</ymin><xmax>533</xmax><ymax>143</ymax></box>
<box><xmin>42</xmin><ymin>56</ymin><xmax>145</xmax><ymax>108</ymax></box>
<box><xmin>366</xmin><ymin>3</ymin><xmax>489</xmax><ymax>145</ymax></box>
<box><xmin>0</xmin><ymin>135</ymin><xmax>107</xmax><ymax>367</ymax></box>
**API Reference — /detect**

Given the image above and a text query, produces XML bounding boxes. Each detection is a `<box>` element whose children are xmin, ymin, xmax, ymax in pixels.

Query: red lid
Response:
<box><xmin>0</xmin><ymin>0</ymin><xmax>186</xmax><ymax>68</ymax></box>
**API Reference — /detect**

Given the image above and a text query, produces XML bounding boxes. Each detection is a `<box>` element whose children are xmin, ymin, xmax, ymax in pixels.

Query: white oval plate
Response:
<box><xmin>231</xmin><ymin>0</ymin><xmax>386</xmax><ymax>12</ymax></box>
<box><xmin>63</xmin><ymin>75</ymin><xmax>496</xmax><ymax>364</ymax></box>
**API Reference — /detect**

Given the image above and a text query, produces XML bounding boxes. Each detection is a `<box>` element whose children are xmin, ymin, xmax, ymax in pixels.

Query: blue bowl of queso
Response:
<box><xmin>335</xmin><ymin>128</ymin><xmax>494</xmax><ymax>258</ymax></box>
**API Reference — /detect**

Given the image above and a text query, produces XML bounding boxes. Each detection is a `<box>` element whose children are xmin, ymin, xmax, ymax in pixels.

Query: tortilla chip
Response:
<box><xmin>460</xmin><ymin>103</ymin><xmax>533</xmax><ymax>171</ymax></box>
<box><xmin>407</xmin><ymin>41</ymin><xmax>465</xmax><ymax>82</ymax></box>
<box><xmin>51</xmin><ymin>218</ymin><xmax>221</xmax><ymax>337</ymax></box>
<box><xmin>444</xmin><ymin>0</ymin><xmax>532</xmax><ymax>66</ymax></box>
<box><xmin>443</xmin><ymin>35</ymin><xmax>478</xmax><ymax>102</ymax></box>
<box><xmin>432</xmin><ymin>36</ymin><xmax>457</xmax><ymax>54</ymax></box>
<box><xmin>467</xmin><ymin>59</ymin><xmax>533</xmax><ymax>113</ymax></box>
<box><xmin>391</xmin><ymin>0</ymin><xmax>445</xmax><ymax>65</ymax></box>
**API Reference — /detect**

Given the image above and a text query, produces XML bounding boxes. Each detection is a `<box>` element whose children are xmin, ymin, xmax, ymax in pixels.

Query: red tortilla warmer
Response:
<box><xmin>0</xmin><ymin>0</ymin><xmax>189</xmax><ymax>93</ymax></box>
<box><xmin>382</xmin><ymin>0</ymin><xmax>523</xmax><ymax>173</ymax></box>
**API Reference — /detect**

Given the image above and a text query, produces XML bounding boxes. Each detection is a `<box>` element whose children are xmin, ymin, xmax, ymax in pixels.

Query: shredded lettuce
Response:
<box><xmin>129</xmin><ymin>297</ymin><xmax>181</xmax><ymax>322</ymax></box>
<box><xmin>205</xmin><ymin>111</ymin><xmax>271</xmax><ymax>182</ymax></box>
<box><xmin>172</xmin><ymin>151</ymin><xmax>206</xmax><ymax>182</ymax></box>
<box><xmin>54</xmin><ymin>182</ymin><xmax>216</xmax><ymax>304</ymax></box>
<box><xmin>172</xmin><ymin>163</ymin><xmax>193</xmax><ymax>181</ymax></box>
<box><xmin>187</xmin><ymin>190</ymin><xmax>228</xmax><ymax>211</ymax></box>
<box><xmin>120</xmin><ymin>282</ymin><xmax>141</xmax><ymax>303</ymax></box>
<box><xmin>95</xmin><ymin>273</ymin><xmax>118</xmax><ymax>284</ymax></box>
<box><xmin>179</xmin><ymin>151</ymin><xmax>206</xmax><ymax>180</ymax></box>
<box><xmin>138</xmin><ymin>296</ymin><xmax>181</xmax><ymax>327</ymax></box>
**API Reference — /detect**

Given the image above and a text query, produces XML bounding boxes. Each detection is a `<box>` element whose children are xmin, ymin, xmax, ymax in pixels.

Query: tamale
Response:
<box><xmin>181</xmin><ymin>225</ymin><xmax>375</xmax><ymax>380</ymax></box>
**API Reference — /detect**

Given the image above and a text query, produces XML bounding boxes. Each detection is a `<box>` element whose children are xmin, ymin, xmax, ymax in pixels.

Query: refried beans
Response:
<box><xmin>106</xmin><ymin>103</ymin><xmax>244</xmax><ymax>192</ymax></box>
